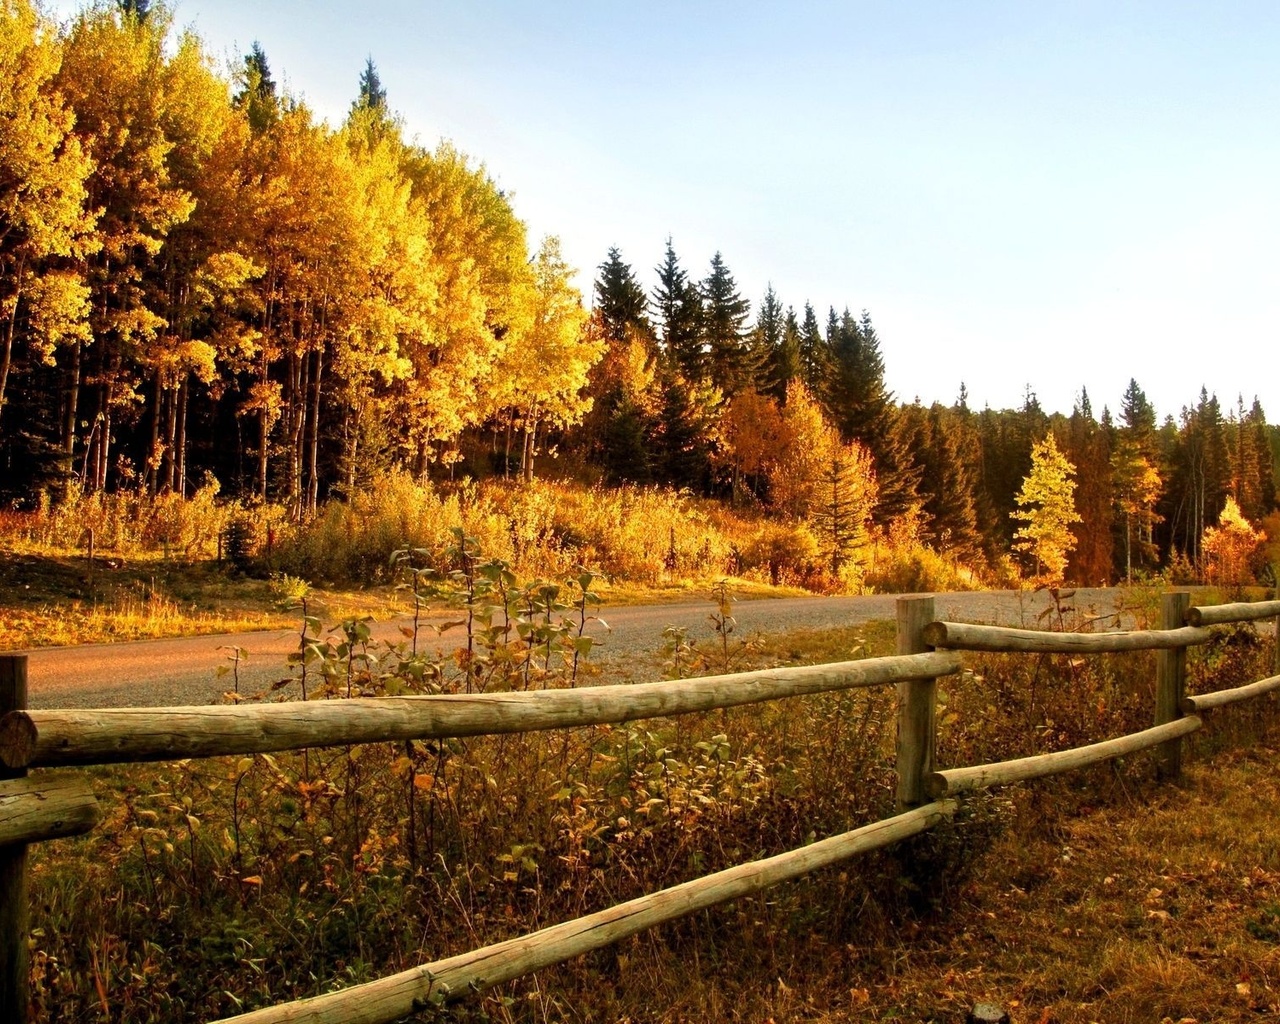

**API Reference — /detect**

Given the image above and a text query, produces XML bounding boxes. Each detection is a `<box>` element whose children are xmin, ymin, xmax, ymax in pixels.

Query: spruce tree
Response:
<box><xmin>355</xmin><ymin>56</ymin><xmax>388</xmax><ymax>112</ymax></box>
<box><xmin>825</xmin><ymin>308</ymin><xmax>920</xmax><ymax>524</ymax></box>
<box><xmin>797</xmin><ymin>302</ymin><xmax>827</xmax><ymax>394</ymax></box>
<box><xmin>651</xmin><ymin>238</ymin><xmax>702</xmax><ymax>378</ymax></box>
<box><xmin>594</xmin><ymin>248</ymin><xmax>651</xmax><ymax>344</ymax></box>
<box><xmin>700</xmin><ymin>251</ymin><xmax>751</xmax><ymax>397</ymax></box>
<box><xmin>1248</xmin><ymin>398</ymin><xmax>1277</xmax><ymax>513</ymax></box>
<box><xmin>236</xmin><ymin>43</ymin><xmax>279</xmax><ymax>133</ymax></box>
<box><xmin>905</xmin><ymin>402</ymin><xmax>983</xmax><ymax>562</ymax></box>
<box><xmin>1064</xmin><ymin>390</ymin><xmax>1115</xmax><ymax>584</ymax></box>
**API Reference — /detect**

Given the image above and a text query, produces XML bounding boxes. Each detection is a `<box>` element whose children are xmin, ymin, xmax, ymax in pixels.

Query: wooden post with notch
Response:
<box><xmin>0</xmin><ymin>655</ymin><xmax>29</xmax><ymax>1023</ymax></box>
<box><xmin>896</xmin><ymin>596</ymin><xmax>937</xmax><ymax>810</ymax></box>
<box><xmin>1156</xmin><ymin>591</ymin><xmax>1189</xmax><ymax>780</ymax></box>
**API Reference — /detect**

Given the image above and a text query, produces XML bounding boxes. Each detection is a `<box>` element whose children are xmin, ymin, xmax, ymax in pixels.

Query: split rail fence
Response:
<box><xmin>2</xmin><ymin>591</ymin><xmax>1280</xmax><ymax>1023</ymax></box>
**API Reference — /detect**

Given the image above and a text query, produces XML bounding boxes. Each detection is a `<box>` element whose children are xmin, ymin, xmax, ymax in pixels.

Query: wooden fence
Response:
<box><xmin>1</xmin><ymin>591</ymin><xmax>1279</xmax><ymax>1023</ymax></box>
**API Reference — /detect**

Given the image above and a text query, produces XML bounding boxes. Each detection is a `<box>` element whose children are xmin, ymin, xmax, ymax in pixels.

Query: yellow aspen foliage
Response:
<box><xmin>717</xmin><ymin>388</ymin><xmax>786</xmax><ymax>497</ymax></box>
<box><xmin>1202</xmin><ymin>496</ymin><xmax>1266</xmax><ymax>586</ymax></box>
<box><xmin>1011</xmin><ymin>433</ymin><xmax>1082</xmax><ymax>585</ymax></box>
<box><xmin>493</xmin><ymin>236</ymin><xmax>599</xmax><ymax>480</ymax></box>
<box><xmin>0</xmin><ymin>0</ymin><xmax>96</xmax><ymax>414</ymax></box>
<box><xmin>400</xmin><ymin>143</ymin><xmax>534</xmax><ymax>457</ymax></box>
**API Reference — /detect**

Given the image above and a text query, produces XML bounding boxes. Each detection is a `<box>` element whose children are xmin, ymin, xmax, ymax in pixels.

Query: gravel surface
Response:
<box><xmin>16</xmin><ymin>588</ymin><xmax>1137</xmax><ymax>709</ymax></box>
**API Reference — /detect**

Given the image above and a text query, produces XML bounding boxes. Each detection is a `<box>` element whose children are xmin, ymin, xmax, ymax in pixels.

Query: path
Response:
<box><xmin>16</xmin><ymin>588</ymin><xmax>1133</xmax><ymax>709</ymax></box>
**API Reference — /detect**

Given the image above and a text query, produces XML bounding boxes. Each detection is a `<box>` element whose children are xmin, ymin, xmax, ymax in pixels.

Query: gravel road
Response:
<box><xmin>13</xmin><ymin>588</ymin><xmax>1138</xmax><ymax>709</ymax></box>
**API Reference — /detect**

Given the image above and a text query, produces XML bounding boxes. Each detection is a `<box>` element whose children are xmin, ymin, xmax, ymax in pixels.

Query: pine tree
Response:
<box><xmin>651</xmin><ymin>238</ymin><xmax>701</xmax><ymax>378</ymax></box>
<box><xmin>1062</xmin><ymin>389</ymin><xmax>1114</xmax><ymax>584</ymax></box>
<box><xmin>700</xmin><ymin>251</ymin><xmax>751</xmax><ymax>397</ymax></box>
<box><xmin>1248</xmin><ymin>398</ymin><xmax>1277</xmax><ymax>513</ymax></box>
<box><xmin>594</xmin><ymin>247</ymin><xmax>651</xmax><ymax>344</ymax></box>
<box><xmin>753</xmin><ymin>284</ymin><xmax>795</xmax><ymax>401</ymax></box>
<box><xmin>236</xmin><ymin>43</ymin><xmax>278</xmax><ymax>133</ymax></box>
<box><xmin>355</xmin><ymin>56</ymin><xmax>387</xmax><ymax>111</ymax></box>
<box><xmin>654</xmin><ymin>364</ymin><xmax>720</xmax><ymax>490</ymax></box>
<box><xmin>797</xmin><ymin>301</ymin><xmax>827</xmax><ymax>394</ymax></box>
<box><xmin>1162</xmin><ymin>388</ymin><xmax>1231</xmax><ymax>568</ymax></box>
<box><xmin>906</xmin><ymin>403</ymin><xmax>983</xmax><ymax>562</ymax></box>
<box><xmin>773</xmin><ymin>306</ymin><xmax>803</xmax><ymax>403</ymax></box>
<box><xmin>825</xmin><ymin>308</ymin><xmax>919</xmax><ymax>524</ymax></box>
<box><xmin>1011</xmin><ymin>433</ymin><xmax>1081</xmax><ymax>584</ymax></box>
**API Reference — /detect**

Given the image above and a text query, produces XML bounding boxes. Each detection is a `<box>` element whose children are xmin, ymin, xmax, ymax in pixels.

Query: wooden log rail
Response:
<box><xmin>0</xmin><ymin>651</ymin><xmax>962</xmax><ymax>770</ymax></box>
<box><xmin>1183</xmin><ymin>674</ymin><xmax>1280</xmax><ymax>713</ymax></box>
<box><xmin>0</xmin><ymin>776</ymin><xmax>100</xmax><ymax>847</ymax></box>
<box><xmin>928</xmin><ymin>717</ymin><xmax>1203</xmax><ymax>797</ymax></box>
<box><xmin>215</xmin><ymin>800</ymin><xmax>958</xmax><ymax>1024</ymax></box>
<box><xmin>1186</xmin><ymin>599</ymin><xmax>1280</xmax><ymax>626</ymax></box>
<box><xmin>4</xmin><ymin>592</ymin><xmax>1280</xmax><ymax>1023</ymax></box>
<box><xmin>922</xmin><ymin>620</ymin><xmax>1211</xmax><ymax>653</ymax></box>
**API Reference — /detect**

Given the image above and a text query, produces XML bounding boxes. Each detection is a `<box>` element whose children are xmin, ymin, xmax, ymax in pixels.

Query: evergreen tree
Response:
<box><xmin>355</xmin><ymin>56</ymin><xmax>387</xmax><ymax>112</ymax></box>
<box><xmin>1248</xmin><ymin>398</ymin><xmax>1277</xmax><ymax>513</ymax></box>
<box><xmin>651</xmin><ymin>238</ymin><xmax>701</xmax><ymax>378</ymax></box>
<box><xmin>700</xmin><ymin>251</ymin><xmax>751</xmax><ymax>396</ymax></box>
<box><xmin>1160</xmin><ymin>387</ymin><xmax>1230</xmax><ymax>568</ymax></box>
<box><xmin>797</xmin><ymin>301</ymin><xmax>827</xmax><ymax>394</ymax></box>
<box><xmin>1228</xmin><ymin>395</ymin><xmax>1265</xmax><ymax>522</ymax></box>
<box><xmin>1120</xmin><ymin>377</ymin><xmax>1157</xmax><ymax>440</ymax></box>
<box><xmin>117</xmin><ymin>0</ymin><xmax>150</xmax><ymax>20</ymax></box>
<box><xmin>235</xmin><ymin>42</ymin><xmax>279</xmax><ymax>133</ymax></box>
<box><xmin>825</xmin><ymin>308</ymin><xmax>920</xmax><ymax>524</ymax></box>
<box><xmin>1063</xmin><ymin>389</ymin><xmax>1115</xmax><ymax>584</ymax></box>
<box><xmin>654</xmin><ymin>363</ymin><xmax>720</xmax><ymax>490</ymax></box>
<box><xmin>594</xmin><ymin>247</ymin><xmax>651</xmax><ymax>344</ymax></box>
<box><xmin>909</xmin><ymin>402</ymin><xmax>983</xmax><ymax>562</ymax></box>
<box><xmin>752</xmin><ymin>284</ymin><xmax>793</xmax><ymax>401</ymax></box>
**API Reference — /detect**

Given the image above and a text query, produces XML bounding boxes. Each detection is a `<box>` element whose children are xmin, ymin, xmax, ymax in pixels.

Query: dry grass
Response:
<box><xmin>0</xmin><ymin>548</ymin><xmax>405</xmax><ymax>648</ymax></box>
<box><xmin>804</xmin><ymin>737</ymin><xmax>1280</xmax><ymax>1024</ymax></box>
<box><xmin>496</xmin><ymin>724</ymin><xmax>1280</xmax><ymax>1024</ymax></box>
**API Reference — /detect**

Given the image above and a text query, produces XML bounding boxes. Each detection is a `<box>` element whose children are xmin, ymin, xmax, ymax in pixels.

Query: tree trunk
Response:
<box><xmin>175</xmin><ymin>376</ymin><xmax>189</xmax><ymax>497</ymax></box>
<box><xmin>306</xmin><ymin>347</ymin><xmax>324</xmax><ymax>516</ymax></box>
<box><xmin>162</xmin><ymin>384</ymin><xmax>179</xmax><ymax>494</ymax></box>
<box><xmin>95</xmin><ymin>380</ymin><xmax>113</xmax><ymax>493</ymax></box>
<box><xmin>62</xmin><ymin>339</ymin><xmax>82</xmax><ymax>458</ymax></box>
<box><xmin>146</xmin><ymin>381</ymin><xmax>162</xmax><ymax>495</ymax></box>
<box><xmin>0</xmin><ymin>257</ymin><xmax>26</xmax><ymax>424</ymax></box>
<box><xmin>522</xmin><ymin>407</ymin><xmax>540</xmax><ymax>484</ymax></box>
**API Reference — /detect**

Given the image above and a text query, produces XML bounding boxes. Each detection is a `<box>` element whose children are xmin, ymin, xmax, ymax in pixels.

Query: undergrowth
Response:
<box><xmin>22</xmin><ymin>575</ymin><xmax>1280</xmax><ymax>1022</ymax></box>
<box><xmin>1</xmin><ymin>474</ymin><xmax>990</xmax><ymax>595</ymax></box>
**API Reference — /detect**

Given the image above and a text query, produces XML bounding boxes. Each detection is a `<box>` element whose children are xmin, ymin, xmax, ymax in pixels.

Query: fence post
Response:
<box><xmin>896</xmin><ymin>596</ymin><xmax>937</xmax><ymax>810</ymax></box>
<box><xmin>0</xmin><ymin>654</ymin><xmax>29</xmax><ymax>1023</ymax></box>
<box><xmin>1155</xmin><ymin>591</ymin><xmax>1189</xmax><ymax>780</ymax></box>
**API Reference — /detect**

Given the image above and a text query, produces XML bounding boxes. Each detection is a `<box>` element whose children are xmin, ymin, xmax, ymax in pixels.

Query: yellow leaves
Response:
<box><xmin>23</xmin><ymin>270</ymin><xmax>92</xmax><ymax>360</ymax></box>
<box><xmin>1203</xmin><ymin>496</ymin><xmax>1266</xmax><ymax>585</ymax></box>
<box><xmin>1011</xmin><ymin>433</ymin><xmax>1081</xmax><ymax>584</ymax></box>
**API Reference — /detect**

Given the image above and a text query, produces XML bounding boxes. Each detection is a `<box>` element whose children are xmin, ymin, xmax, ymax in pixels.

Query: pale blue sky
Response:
<box><xmin>48</xmin><ymin>1</ymin><xmax>1280</xmax><ymax>420</ymax></box>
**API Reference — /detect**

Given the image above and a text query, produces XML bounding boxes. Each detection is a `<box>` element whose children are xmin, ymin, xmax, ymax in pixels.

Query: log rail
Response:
<box><xmin>1</xmin><ymin>590</ymin><xmax>1278</xmax><ymax>1024</ymax></box>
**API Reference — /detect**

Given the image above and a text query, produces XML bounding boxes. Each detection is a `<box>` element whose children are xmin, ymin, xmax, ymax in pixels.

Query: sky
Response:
<box><xmin>47</xmin><ymin>1</ymin><xmax>1280</xmax><ymax>421</ymax></box>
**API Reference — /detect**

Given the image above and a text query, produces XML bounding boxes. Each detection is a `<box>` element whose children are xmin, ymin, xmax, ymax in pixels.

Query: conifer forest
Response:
<box><xmin>2</xmin><ymin>0</ymin><xmax>1278</xmax><ymax>590</ymax></box>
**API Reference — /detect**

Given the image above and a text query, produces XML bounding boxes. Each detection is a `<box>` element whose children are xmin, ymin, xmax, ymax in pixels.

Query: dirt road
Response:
<box><xmin>16</xmin><ymin>588</ymin><xmax>1134</xmax><ymax>709</ymax></box>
